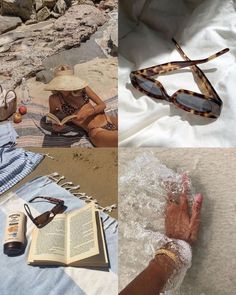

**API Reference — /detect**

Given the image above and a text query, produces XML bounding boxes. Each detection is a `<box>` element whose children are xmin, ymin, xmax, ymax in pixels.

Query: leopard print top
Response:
<box><xmin>59</xmin><ymin>90</ymin><xmax>89</xmax><ymax>116</ymax></box>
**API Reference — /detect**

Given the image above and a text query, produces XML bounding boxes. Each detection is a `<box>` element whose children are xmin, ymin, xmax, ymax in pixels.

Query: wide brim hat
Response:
<box><xmin>44</xmin><ymin>65</ymin><xmax>88</xmax><ymax>91</ymax></box>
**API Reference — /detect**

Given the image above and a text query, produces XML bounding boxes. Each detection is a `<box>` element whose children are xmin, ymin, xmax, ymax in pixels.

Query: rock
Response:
<box><xmin>50</xmin><ymin>11</ymin><xmax>61</xmax><ymax>18</ymax></box>
<box><xmin>0</xmin><ymin>4</ymin><xmax>107</xmax><ymax>90</ymax></box>
<box><xmin>43</xmin><ymin>0</ymin><xmax>57</xmax><ymax>9</ymax></box>
<box><xmin>35</xmin><ymin>0</ymin><xmax>44</xmax><ymax>11</ymax></box>
<box><xmin>108</xmin><ymin>25</ymin><xmax>117</xmax><ymax>56</ymax></box>
<box><xmin>53</xmin><ymin>0</ymin><xmax>67</xmax><ymax>14</ymax></box>
<box><xmin>37</xmin><ymin>6</ymin><xmax>51</xmax><ymax>21</ymax></box>
<box><xmin>25</xmin><ymin>18</ymin><xmax>38</xmax><ymax>25</ymax></box>
<box><xmin>25</xmin><ymin>11</ymin><xmax>37</xmax><ymax>25</ymax></box>
<box><xmin>53</xmin><ymin>5</ymin><xmax>107</xmax><ymax>43</ymax></box>
<box><xmin>95</xmin><ymin>12</ymin><xmax>117</xmax><ymax>56</ymax></box>
<box><xmin>77</xmin><ymin>0</ymin><xmax>94</xmax><ymax>4</ymax></box>
<box><xmin>36</xmin><ymin>69</ymin><xmax>54</xmax><ymax>83</ymax></box>
<box><xmin>0</xmin><ymin>44</ymin><xmax>11</xmax><ymax>53</ymax></box>
<box><xmin>40</xmin><ymin>21</ymin><xmax>107</xmax><ymax>70</ymax></box>
<box><xmin>0</xmin><ymin>16</ymin><xmax>22</xmax><ymax>34</ymax></box>
<box><xmin>98</xmin><ymin>0</ymin><xmax>117</xmax><ymax>11</ymax></box>
<box><xmin>64</xmin><ymin>0</ymin><xmax>72</xmax><ymax>7</ymax></box>
<box><xmin>1</xmin><ymin>0</ymin><xmax>33</xmax><ymax>21</ymax></box>
<box><xmin>74</xmin><ymin>57</ymin><xmax>117</xmax><ymax>99</ymax></box>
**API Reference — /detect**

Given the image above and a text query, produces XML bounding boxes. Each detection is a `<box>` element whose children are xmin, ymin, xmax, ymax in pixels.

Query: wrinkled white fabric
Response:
<box><xmin>119</xmin><ymin>0</ymin><xmax>236</xmax><ymax>147</ymax></box>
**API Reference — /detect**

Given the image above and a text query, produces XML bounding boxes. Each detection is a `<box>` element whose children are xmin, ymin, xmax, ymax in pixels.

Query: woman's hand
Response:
<box><xmin>165</xmin><ymin>174</ymin><xmax>203</xmax><ymax>244</ymax></box>
<box><xmin>52</xmin><ymin>124</ymin><xmax>65</xmax><ymax>133</ymax></box>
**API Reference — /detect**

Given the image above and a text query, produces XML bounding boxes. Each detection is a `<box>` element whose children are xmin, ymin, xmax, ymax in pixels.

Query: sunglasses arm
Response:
<box><xmin>24</xmin><ymin>204</ymin><xmax>35</xmax><ymax>222</ymax></box>
<box><xmin>132</xmin><ymin>48</ymin><xmax>229</xmax><ymax>78</ymax></box>
<box><xmin>172</xmin><ymin>39</ymin><xmax>228</xmax><ymax>100</ymax></box>
<box><xmin>29</xmin><ymin>196</ymin><xmax>64</xmax><ymax>205</ymax></box>
<box><xmin>172</xmin><ymin>38</ymin><xmax>229</xmax><ymax>61</ymax></box>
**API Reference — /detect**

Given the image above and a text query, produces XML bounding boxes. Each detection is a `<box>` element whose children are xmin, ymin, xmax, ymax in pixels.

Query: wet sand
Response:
<box><xmin>119</xmin><ymin>148</ymin><xmax>236</xmax><ymax>294</ymax></box>
<box><xmin>11</xmin><ymin>148</ymin><xmax>118</xmax><ymax>219</ymax></box>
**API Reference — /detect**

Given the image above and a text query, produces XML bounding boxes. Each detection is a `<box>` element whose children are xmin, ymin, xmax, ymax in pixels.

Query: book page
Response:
<box><xmin>46</xmin><ymin>113</ymin><xmax>77</xmax><ymax>126</ymax></box>
<box><xmin>71</xmin><ymin>211</ymin><xmax>109</xmax><ymax>268</ymax></box>
<box><xmin>61</xmin><ymin>114</ymin><xmax>77</xmax><ymax>125</ymax></box>
<box><xmin>46</xmin><ymin>113</ymin><xmax>60</xmax><ymax>125</ymax></box>
<box><xmin>28</xmin><ymin>215</ymin><xmax>66</xmax><ymax>265</ymax></box>
<box><xmin>67</xmin><ymin>204</ymin><xmax>99</xmax><ymax>264</ymax></box>
<box><xmin>96</xmin><ymin>211</ymin><xmax>109</xmax><ymax>265</ymax></box>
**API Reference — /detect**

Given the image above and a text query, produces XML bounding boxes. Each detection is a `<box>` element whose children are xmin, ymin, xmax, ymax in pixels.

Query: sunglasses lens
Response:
<box><xmin>176</xmin><ymin>93</ymin><xmax>213</xmax><ymax>113</ymax></box>
<box><xmin>34</xmin><ymin>212</ymin><xmax>51</xmax><ymax>227</ymax></box>
<box><xmin>133</xmin><ymin>75</ymin><xmax>163</xmax><ymax>96</ymax></box>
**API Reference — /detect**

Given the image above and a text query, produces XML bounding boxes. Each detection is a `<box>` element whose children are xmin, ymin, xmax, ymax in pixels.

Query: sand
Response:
<box><xmin>119</xmin><ymin>148</ymin><xmax>236</xmax><ymax>294</ymax></box>
<box><xmin>11</xmin><ymin>147</ymin><xmax>118</xmax><ymax>219</ymax></box>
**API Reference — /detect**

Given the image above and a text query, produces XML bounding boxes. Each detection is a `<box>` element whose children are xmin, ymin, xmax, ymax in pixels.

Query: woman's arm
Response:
<box><xmin>120</xmin><ymin>254</ymin><xmax>175</xmax><ymax>295</ymax></box>
<box><xmin>75</xmin><ymin>87</ymin><xmax>106</xmax><ymax>124</ymax></box>
<box><xmin>48</xmin><ymin>94</ymin><xmax>65</xmax><ymax>132</ymax></box>
<box><xmin>85</xmin><ymin>86</ymin><xmax>106</xmax><ymax>115</ymax></box>
<box><xmin>49</xmin><ymin>94</ymin><xmax>60</xmax><ymax>114</ymax></box>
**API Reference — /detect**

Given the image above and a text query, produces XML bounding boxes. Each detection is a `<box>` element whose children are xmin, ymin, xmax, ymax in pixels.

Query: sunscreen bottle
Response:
<box><xmin>3</xmin><ymin>212</ymin><xmax>26</xmax><ymax>256</ymax></box>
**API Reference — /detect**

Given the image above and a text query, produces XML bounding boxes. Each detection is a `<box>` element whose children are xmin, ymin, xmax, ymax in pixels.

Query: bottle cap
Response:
<box><xmin>4</xmin><ymin>242</ymin><xmax>25</xmax><ymax>256</ymax></box>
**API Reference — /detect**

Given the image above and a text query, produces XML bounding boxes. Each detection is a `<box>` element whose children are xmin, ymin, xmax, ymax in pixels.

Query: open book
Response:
<box><xmin>28</xmin><ymin>203</ymin><xmax>109</xmax><ymax>268</ymax></box>
<box><xmin>46</xmin><ymin>113</ymin><xmax>77</xmax><ymax>126</ymax></box>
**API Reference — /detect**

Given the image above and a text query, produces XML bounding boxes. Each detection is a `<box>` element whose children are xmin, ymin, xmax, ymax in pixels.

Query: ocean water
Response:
<box><xmin>119</xmin><ymin>151</ymin><xmax>195</xmax><ymax>293</ymax></box>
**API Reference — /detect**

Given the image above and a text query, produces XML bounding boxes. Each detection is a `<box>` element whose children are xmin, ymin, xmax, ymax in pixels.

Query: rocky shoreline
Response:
<box><xmin>0</xmin><ymin>0</ymin><xmax>117</xmax><ymax>27</ymax></box>
<box><xmin>0</xmin><ymin>0</ymin><xmax>118</xmax><ymax>90</ymax></box>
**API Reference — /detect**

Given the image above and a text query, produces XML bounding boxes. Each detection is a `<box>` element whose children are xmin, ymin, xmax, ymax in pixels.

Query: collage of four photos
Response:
<box><xmin>0</xmin><ymin>0</ymin><xmax>236</xmax><ymax>294</ymax></box>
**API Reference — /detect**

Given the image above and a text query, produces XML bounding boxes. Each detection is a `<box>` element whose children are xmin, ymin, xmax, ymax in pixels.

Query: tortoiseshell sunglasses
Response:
<box><xmin>130</xmin><ymin>39</ymin><xmax>229</xmax><ymax>118</ymax></box>
<box><xmin>24</xmin><ymin>196</ymin><xmax>67</xmax><ymax>228</ymax></box>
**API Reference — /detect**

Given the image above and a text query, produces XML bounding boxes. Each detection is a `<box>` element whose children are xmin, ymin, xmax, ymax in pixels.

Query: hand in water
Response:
<box><xmin>165</xmin><ymin>174</ymin><xmax>203</xmax><ymax>244</ymax></box>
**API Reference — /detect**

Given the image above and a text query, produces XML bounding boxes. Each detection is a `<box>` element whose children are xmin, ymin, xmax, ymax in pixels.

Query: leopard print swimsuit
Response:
<box><xmin>59</xmin><ymin>90</ymin><xmax>89</xmax><ymax>116</ymax></box>
<box><xmin>58</xmin><ymin>90</ymin><xmax>117</xmax><ymax>131</ymax></box>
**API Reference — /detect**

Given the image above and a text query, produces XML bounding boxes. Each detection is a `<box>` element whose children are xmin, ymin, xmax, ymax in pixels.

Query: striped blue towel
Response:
<box><xmin>0</xmin><ymin>121</ymin><xmax>18</xmax><ymax>146</ymax></box>
<box><xmin>0</xmin><ymin>122</ymin><xmax>44</xmax><ymax>195</ymax></box>
<box><xmin>0</xmin><ymin>176</ymin><xmax>118</xmax><ymax>295</ymax></box>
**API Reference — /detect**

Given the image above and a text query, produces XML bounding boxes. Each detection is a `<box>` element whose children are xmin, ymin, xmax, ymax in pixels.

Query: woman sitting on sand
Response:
<box><xmin>45</xmin><ymin>65</ymin><xmax>118</xmax><ymax>147</ymax></box>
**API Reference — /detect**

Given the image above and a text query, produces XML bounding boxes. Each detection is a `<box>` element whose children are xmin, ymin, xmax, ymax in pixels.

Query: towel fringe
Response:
<box><xmin>61</xmin><ymin>182</ymin><xmax>73</xmax><ymax>187</ymax></box>
<box><xmin>47</xmin><ymin>172</ymin><xmax>117</xmax><ymax>213</ymax></box>
<box><xmin>44</xmin><ymin>153</ymin><xmax>54</xmax><ymax>159</ymax></box>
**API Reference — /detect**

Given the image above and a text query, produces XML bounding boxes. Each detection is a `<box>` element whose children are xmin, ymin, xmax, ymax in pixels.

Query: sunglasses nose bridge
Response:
<box><xmin>34</xmin><ymin>211</ymin><xmax>51</xmax><ymax>226</ymax></box>
<box><xmin>210</xmin><ymin>100</ymin><xmax>222</xmax><ymax>117</ymax></box>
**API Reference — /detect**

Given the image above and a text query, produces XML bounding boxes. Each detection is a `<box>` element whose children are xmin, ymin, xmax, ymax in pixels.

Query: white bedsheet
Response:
<box><xmin>119</xmin><ymin>0</ymin><xmax>236</xmax><ymax>147</ymax></box>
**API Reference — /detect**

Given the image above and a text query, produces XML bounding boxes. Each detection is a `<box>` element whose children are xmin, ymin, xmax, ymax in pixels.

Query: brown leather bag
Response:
<box><xmin>0</xmin><ymin>85</ymin><xmax>17</xmax><ymax>121</ymax></box>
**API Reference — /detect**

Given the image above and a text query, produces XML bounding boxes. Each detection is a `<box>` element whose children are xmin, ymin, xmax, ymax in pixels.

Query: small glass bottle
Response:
<box><xmin>3</xmin><ymin>212</ymin><xmax>26</xmax><ymax>256</ymax></box>
<box><xmin>20</xmin><ymin>78</ymin><xmax>31</xmax><ymax>105</ymax></box>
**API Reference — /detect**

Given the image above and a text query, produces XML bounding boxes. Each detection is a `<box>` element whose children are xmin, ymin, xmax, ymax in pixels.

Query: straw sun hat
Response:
<box><xmin>44</xmin><ymin>65</ymin><xmax>88</xmax><ymax>91</ymax></box>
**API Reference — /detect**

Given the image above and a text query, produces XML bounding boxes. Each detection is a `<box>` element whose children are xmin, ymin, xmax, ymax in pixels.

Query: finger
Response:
<box><xmin>165</xmin><ymin>193</ymin><xmax>177</xmax><ymax>215</ymax></box>
<box><xmin>180</xmin><ymin>191</ymin><xmax>188</xmax><ymax>208</ymax></box>
<box><xmin>189</xmin><ymin>193</ymin><xmax>203</xmax><ymax>243</ymax></box>
<box><xmin>182</xmin><ymin>172</ymin><xmax>190</xmax><ymax>195</ymax></box>
<box><xmin>180</xmin><ymin>172</ymin><xmax>190</xmax><ymax>210</ymax></box>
